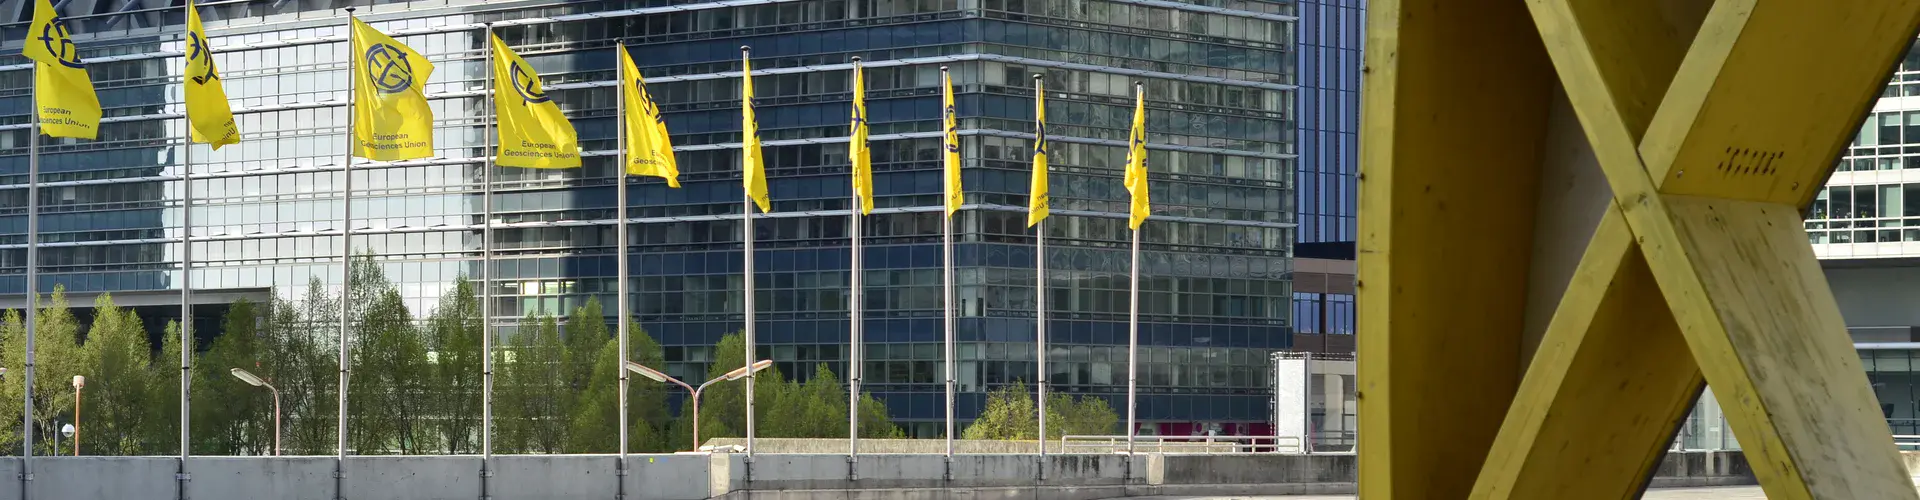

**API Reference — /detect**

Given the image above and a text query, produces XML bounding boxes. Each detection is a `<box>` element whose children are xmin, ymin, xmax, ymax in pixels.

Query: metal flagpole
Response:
<box><xmin>338</xmin><ymin>8</ymin><xmax>357</xmax><ymax>488</ymax></box>
<box><xmin>941</xmin><ymin>66</ymin><xmax>957</xmax><ymax>463</ymax></box>
<box><xmin>1032</xmin><ymin>74</ymin><xmax>1047</xmax><ymax>472</ymax></box>
<box><xmin>615</xmin><ymin>37</ymin><xmax>633</xmax><ymax>490</ymax></box>
<box><xmin>479</xmin><ymin>22</ymin><xmax>496</xmax><ymax>500</ymax></box>
<box><xmin>22</xmin><ymin>60</ymin><xmax>40</xmax><ymax>500</ymax></box>
<box><xmin>180</xmin><ymin>13</ymin><xmax>197</xmax><ymax>494</ymax></box>
<box><xmin>846</xmin><ymin>56</ymin><xmax>864</xmax><ymax>469</ymax></box>
<box><xmin>741</xmin><ymin>45</ymin><xmax>757</xmax><ymax>459</ymax></box>
<box><xmin>1125</xmin><ymin>82</ymin><xmax>1144</xmax><ymax>458</ymax></box>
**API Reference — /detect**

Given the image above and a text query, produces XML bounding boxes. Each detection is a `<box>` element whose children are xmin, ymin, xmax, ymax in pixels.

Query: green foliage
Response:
<box><xmin>668</xmin><ymin>333</ymin><xmax>902</xmax><ymax>449</ymax></box>
<box><xmin>193</xmin><ymin>298</ymin><xmax>269</xmax><ymax>455</ymax></box>
<box><xmin>426</xmin><ymin>278</ymin><xmax>483</xmax><ymax>454</ymax></box>
<box><xmin>497</xmin><ymin>311</ymin><xmax>568</xmax><ymax>453</ymax></box>
<box><xmin>962</xmin><ymin>382</ymin><xmax>1119</xmax><ymax>440</ymax></box>
<box><xmin>564</xmin><ymin>317</ymin><xmax>668</xmax><ymax>453</ymax></box>
<box><xmin>141</xmin><ymin>321</ymin><xmax>183</xmax><ymax>455</ymax></box>
<box><xmin>80</xmin><ymin>294</ymin><xmax>154</xmax><ymax>455</ymax></box>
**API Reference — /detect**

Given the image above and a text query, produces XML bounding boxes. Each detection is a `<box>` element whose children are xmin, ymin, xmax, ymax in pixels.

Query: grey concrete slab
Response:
<box><xmin>31</xmin><ymin>456</ymin><xmax>176</xmax><ymax>500</ymax></box>
<box><xmin>626</xmin><ymin>453</ymin><xmax>717</xmax><ymax>500</ymax></box>
<box><xmin>343</xmin><ymin>456</ymin><xmax>481</xmax><ymax>500</ymax></box>
<box><xmin>190</xmin><ymin>456</ymin><xmax>334</xmax><ymax>500</ymax></box>
<box><xmin>491</xmin><ymin>454</ymin><xmax>617</xmax><ymax>500</ymax></box>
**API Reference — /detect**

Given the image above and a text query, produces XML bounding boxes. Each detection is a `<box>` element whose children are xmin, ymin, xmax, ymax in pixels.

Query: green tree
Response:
<box><xmin>280</xmin><ymin>280</ymin><xmax>340</xmax><ymax>455</ymax></box>
<box><xmin>560</xmin><ymin>298</ymin><xmax>608</xmax><ymax>425</ymax></box>
<box><xmin>426</xmin><ymin>278</ymin><xmax>483</xmax><ymax>454</ymax></box>
<box><xmin>962</xmin><ymin>382</ymin><xmax>1119</xmax><ymax>440</ymax></box>
<box><xmin>140</xmin><ymin>320</ymin><xmax>184</xmax><ymax>455</ymax></box>
<box><xmin>497</xmin><ymin>312</ymin><xmax>567</xmax><ymax>453</ymax></box>
<box><xmin>347</xmin><ymin>256</ymin><xmax>428</xmax><ymax>455</ymax></box>
<box><xmin>80</xmin><ymin>294</ymin><xmax>154</xmax><ymax>455</ymax></box>
<box><xmin>565</xmin><ymin>318</ymin><xmax>668</xmax><ymax>453</ymax></box>
<box><xmin>688</xmin><ymin>332</ymin><xmax>787</xmax><ymax>448</ymax></box>
<box><xmin>22</xmin><ymin>288</ymin><xmax>84</xmax><ymax>456</ymax></box>
<box><xmin>962</xmin><ymin>382</ymin><xmax>1040</xmax><ymax>440</ymax></box>
<box><xmin>194</xmin><ymin>298</ymin><xmax>269</xmax><ymax>455</ymax></box>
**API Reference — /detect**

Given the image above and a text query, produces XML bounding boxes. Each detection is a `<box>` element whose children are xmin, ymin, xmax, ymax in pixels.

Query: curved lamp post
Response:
<box><xmin>231</xmin><ymin>368</ymin><xmax>280</xmax><ymax>456</ymax></box>
<box><xmin>625</xmin><ymin>359</ymin><xmax>772</xmax><ymax>451</ymax></box>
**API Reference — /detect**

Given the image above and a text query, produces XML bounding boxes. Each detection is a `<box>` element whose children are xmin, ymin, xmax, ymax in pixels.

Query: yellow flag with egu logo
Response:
<box><xmin>742</xmin><ymin>48</ymin><xmax>770</xmax><ymax>213</ymax></box>
<box><xmin>849</xmin><ymin>59</ymin><xmax>872</xmax><ymax>215</ymax></box>
<box><xmin>22</xmin><ymin>0</ymin><xmax>102</xmax><ymax>140</ymax></box>
<box><xmin>184</xmin><ymin>0</ymin><xmax>239</xmax><ymax>148</ymax></box>
<box><xmin>350</xmin><ymin>18</ymin><xmax>435</xmax><ymax>161</ymax></box>
<box><xmin>1028</xmin><ymin>75</ymin><xmax>1049</xmax><ymax>227</ymax></box>
<box><xmin>941</xmin><ymin>67</ymin><xmax>962</xmax><ymax>217</ymax></box>
<box><xmin>1124</xmin><ymin>84</ymin><xmax>1150</xmax><ymax>230</ymax></box>
<box><xmin>619</xmin><ymin>44</ymin><xmax>678</xmax><ymax>186</ymax></box>
<box><xmin>491</xmin><ymin>34</ymin><xmax>580</xmax><ymax>169</ymax></box>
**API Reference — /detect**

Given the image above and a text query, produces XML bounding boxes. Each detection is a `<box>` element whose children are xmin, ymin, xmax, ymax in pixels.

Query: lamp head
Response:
<box><xmin>622</xmin><ymin>361</ymin><xmax>670</xmax><ymax>383</ymax></box>
<box><xmin>60</xmin><ymin>424</ymin><xmax>74</xmax><ymax>437</ymax></box>
<box><xmin>71</xmin><ymin>375</ymin><xmax>84</xmax><ymax>389</ymax></box>
<box><xmin>230</xmin><ymin>368</ymin><xmax>267</xmax><ymax>387</ymax></box>
<box><xmin>724</xmin><ymin>360</ymin><xmax>774</xmax><ymax>381</ymax></box>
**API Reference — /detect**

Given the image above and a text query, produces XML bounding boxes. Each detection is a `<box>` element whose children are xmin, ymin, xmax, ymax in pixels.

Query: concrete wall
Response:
<box><xmin>703</xmin><ymin>438</ymin><xmax>1238</xmax><ymax>454</ymax></box>
<box><xmin>0</xmin><ymin>450</ymin><xmax>1756</xmax><ymax>500</ymax></box>
<box><xmin>1827</xmin><ymin>266</ymin><xmax>1920</xmax><ymax>328</ymax></box>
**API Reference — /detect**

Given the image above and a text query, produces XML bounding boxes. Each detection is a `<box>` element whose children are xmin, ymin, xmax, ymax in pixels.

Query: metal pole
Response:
<box><xmin>72</xmin><ymin>385</ymin><xmax>79</xmax><ymax>456</ymax></box>
<box><xmin>269</xmin><ymin>383</ymin><xmax>281</xmax><ymax>456</ymax></box>
<box><xmin>941</xmin><ymin>66</ymin><xmax>956</xmax><ymax>462</ymax></box>
<box><xmin>23</xmin><ymin>59</ymin><xmax>39</xmax><ymax>500</ymax></box>
<box><xmin>338</xmin><ymin>8</ymin><xmax>357</xmax><ymax>492</ymax></box>
<box><xmin>1033</xmin><ymin>74</ymin><xmax>1048</xmax><ymax>470</ymax></box>
<box><xmin>179</xmin><ymin>12</ymin><xmax>196</xmax><ymax>493</ymax></box>
<box><xmin>479</xmin><ymin>23</ymin><xmax>497</xmax><ymax>500</ymax></box>
<box><xmin>615</xmin><ymin>36</ymin><xmax>633</xmax><ymax>498</ymax></box>
<box><xmin>847</xmin><ymin>56</ymin><xmax>864</xmax><ymax>466</ymax></box>
<box><xmin>1126</xmin><ymin>223</ymin><xmax>1140</xmax><ymax>456</ymax></box>
<box><xmin>740</xmin><ymin>46</ymin><xmax>757</xmax><ymax>459</ymax></box>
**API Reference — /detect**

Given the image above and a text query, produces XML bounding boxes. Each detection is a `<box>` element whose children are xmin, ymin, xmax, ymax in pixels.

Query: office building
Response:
<box><xmin>1</xmin><ymin>0</ymin><xmax>1298</xmax><ymax>437</ymax></box>
<box><xmin>1291</xmin><ymin>0</ymin><xmax>1358</xmax><ymax>353</ymax></box>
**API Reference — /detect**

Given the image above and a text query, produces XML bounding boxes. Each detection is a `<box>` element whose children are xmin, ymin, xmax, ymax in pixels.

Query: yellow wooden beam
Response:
<box><xmin>1472</xmin><ymin>207</ymin><xmax>1705</xmax><ymax>500</ymax></box>
<box><xmin>1504</xmin><ymin>0</ymin><xmax>1920</xmax><ymax>497</ymax></box>
<box><xmin>1356</xmin><ymin>0</ymin><xmax>1557</xmax><ymax>497</ymax></box>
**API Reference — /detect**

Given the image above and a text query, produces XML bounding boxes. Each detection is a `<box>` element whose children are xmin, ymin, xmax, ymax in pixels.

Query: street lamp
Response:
<box><xmin>230</xmin><ymin>368</ymin><xmax>281</xmax><ymax>456</ymax></box>
<box><xmin>71</xmin><ymin>375</ymin><xmax>83</xmax><ymax>456</ymax></box>
<box><xmin>625</xmin><ymin>359</ymin><xmax>771</xmax><ymax>451</ymax></box>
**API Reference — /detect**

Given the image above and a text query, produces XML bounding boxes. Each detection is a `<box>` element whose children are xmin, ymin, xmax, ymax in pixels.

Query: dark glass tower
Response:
<box><xmin>0</xmin><ymin>0</ymin><xmax>1296</xmax><ymax>437</ymax></box>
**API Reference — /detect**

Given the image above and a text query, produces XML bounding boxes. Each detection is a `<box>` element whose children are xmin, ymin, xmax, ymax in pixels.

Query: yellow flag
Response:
<box><xmin>491</xmin><ymin>35</ymin><xmax>579</xmax><ymax>169</ymax></box>
<box><xmin>1124</xmin><ymin>85</ymin><xmax>1149</xmax><ymax>230</ymax></box>
<box><xmin>850</xmin><ymin>61</ymin><xmax>873</xmax><ymax>215</ymax></box>
<box><xmin>941</xmin><ymin>68</ymin><xmax>962</xmax><ymax>217</ymax></box>
<box><xmin>1027</xmin><ymin>77</ymin><xmax>1049</xmax><ymax>227</ymax></box>
<box><xmin>619</xmin><ymin>45</ymin><xmax>678</xmax><ymax>187</ymax></box>
<box><xmin>742</xmin><ymin>49</ymin><xmax>770</xmax><ymax>212</ymax></box>
<box><xmin>184</xmin><ymin>0</ymin><xmax>238</xmax><ymax>148</ymax></box>
<box><xmin>350</xmin><ymin>18</ymin><xmax>435</xmax><ymax>161</ymax></box>
<box><xmin>22</xmin><ymin>0</ymin><xmax>102</xmax><ymax>140</ymax></box>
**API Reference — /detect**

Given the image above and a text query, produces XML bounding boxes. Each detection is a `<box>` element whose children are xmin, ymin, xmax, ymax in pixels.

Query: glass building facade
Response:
<box><xmin>0</xmin><ymin>0</ymin><xmax>1297</xmax><ymax>437</ymax></box>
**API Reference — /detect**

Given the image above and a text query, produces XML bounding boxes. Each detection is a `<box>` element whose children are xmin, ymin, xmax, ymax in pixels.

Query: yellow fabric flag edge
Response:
<box><xmin>349</xmin><ymin>18</ymin><xmax>437</xmax><ymax>162</ymax></box>
<box><xmin>741</xmin><ymin>46</ymin><xmax>771</xmax><ymax>213</ymax></box>
<box><xmin>1124</xmin><ymin>84</ymin><xmax>1150</xmax><ymax>230</ymax></box>
<box><xmin>941</xmin><ymin>67</ymin><xmax>962</xmax><ymax>217</ymax></box>
<box><xmin>490</xmin><ymin>34</ymin><xmax>582</xmax><ymax>170</ymax></box>
<box><xmin>850</xmin><ymin>58</ymin><xmax>874</xmax><ymax>216</ymax></box>
<box><xmin>24</xmin><ymin>0</ymin><xmax>103</xmax><ymax>140</ymax></box>
<box><xmin>184</xmin><ymin>0</ymin><xmax>241</xmax><ymax>149</ymax></box>
<box><xmin>1027</xmin><ymin>75</ymin><xmax>1049</xmax><ymax>228</ymax></box>
<box><xmin>619</xmin><ymin>44</ymin><xmax>681</xmax><ymax>187</ymax></box>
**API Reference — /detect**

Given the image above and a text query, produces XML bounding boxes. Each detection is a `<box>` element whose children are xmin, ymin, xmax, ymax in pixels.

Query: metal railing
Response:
<box><xmin>1058</xmin><ymin>434</ymin><xmax>1306</xmax><ymax>454</ymax></box>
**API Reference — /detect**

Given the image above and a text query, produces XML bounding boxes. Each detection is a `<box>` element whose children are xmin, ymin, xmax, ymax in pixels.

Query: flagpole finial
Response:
<box><xmin>344</xmin><ymin>6</ymin><xmax>355</xmax><ymax>13</ymax></box>
<box><xmin>940</xmin><ymin>66</ymin><xmax>949</xmax><ymax>71</ymax></box>
<box><xmin>740</xmin><ymin>45</ymin><xmax>751</xmax><ymax>52</ymax></box>
<box><xmin>850</xmin><ymin>56</ymin><xmax>861</xmax><ymax>63</ymax></box>
<box><xmin>1033</xmin><ymin>74</ymin><xmax>1043</xmax><ymax>81</ymax></box>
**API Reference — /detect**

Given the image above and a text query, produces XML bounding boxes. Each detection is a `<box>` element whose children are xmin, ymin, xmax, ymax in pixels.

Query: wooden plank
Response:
<box><xmin>1642</xmin><ymin>1</ymin><xmax>1920</xmax><ymax>204</ymax></box>
<box><xmin>1472</xmin><ymin>206</ymin><xmax>1705</xmax><ymax>499</ymax></box>
<box><xmin>1660</xmin><ymin>196</ymin><xmax>1911</xmax><ymax>499</ymax></box>
<box><xmin>1355</xmin><ymin>0</ymin><xmax>1556</xmax><ymax>496</ymax></box>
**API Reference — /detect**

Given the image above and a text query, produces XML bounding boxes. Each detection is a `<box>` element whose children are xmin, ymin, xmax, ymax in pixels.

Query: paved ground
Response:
<box><xmin>1118</xmin><ymin>486</ymin><xmax>1769</xmax><ymax>499</ymax></box>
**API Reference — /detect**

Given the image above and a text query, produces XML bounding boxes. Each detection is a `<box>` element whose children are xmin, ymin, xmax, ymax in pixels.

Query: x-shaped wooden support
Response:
<box><xmin>1360</xmin><ymin>0</ymin><xmax>1920</xmax><ymax>499</ymax></box>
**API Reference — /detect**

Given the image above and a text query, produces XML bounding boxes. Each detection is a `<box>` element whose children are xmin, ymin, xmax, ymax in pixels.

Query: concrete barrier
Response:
<box><xmin>28</xmin><ymin>456</ymin><xmax>176</xmax><ymax>500</ymax></box>
<box><xmin>0</xmin><ymin>450</ymin><xmax>1758</xmax><ymax>500</ymax></box>
<box><xmin>343</xmin><ymin>456</ymin><xmax>482</xmax><ymax>500</ymax></box>
<box><xmin>191</xmin><ymin>457</ymin><xmax>334</xmax><ymax>500</ymax></box>
<box><xmin>627</xmin><ymin>453</ymin><xmax>723</xmax><ymax>500</ymax></box>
